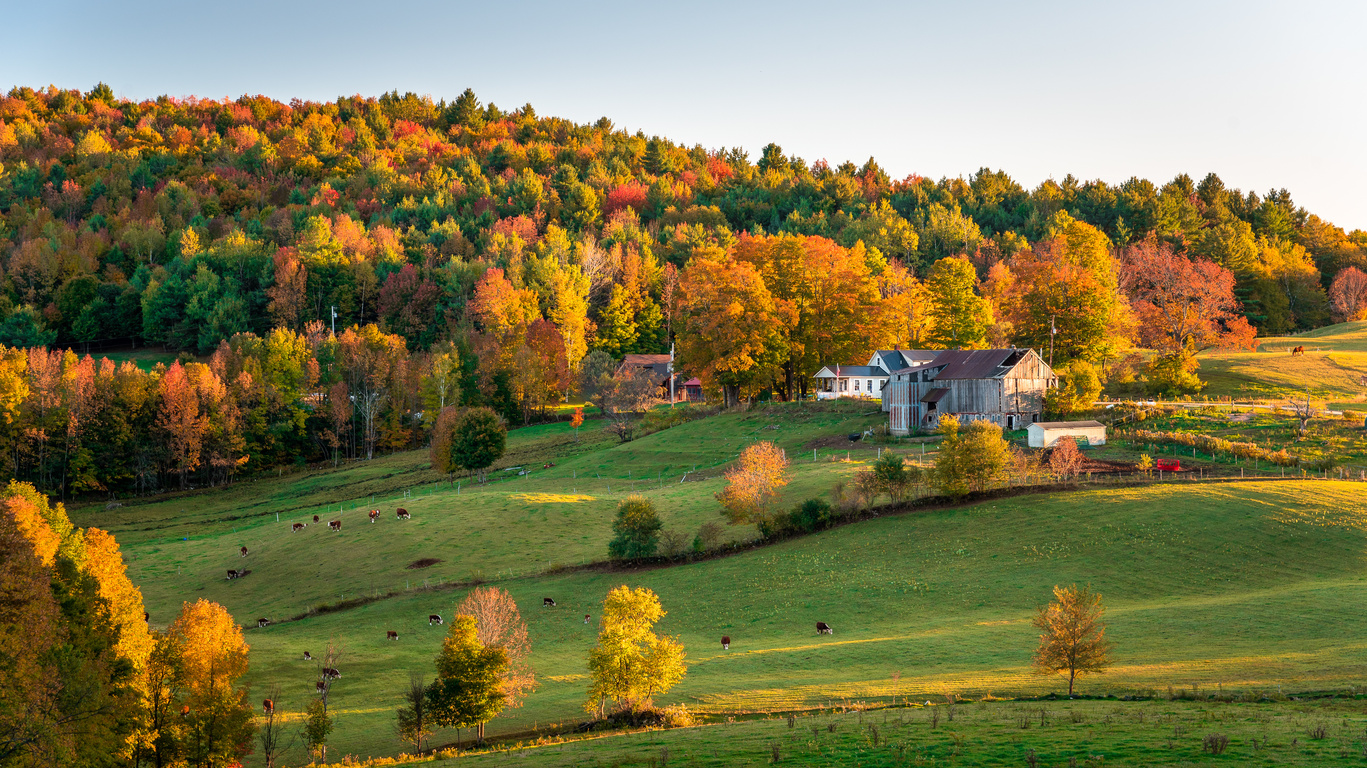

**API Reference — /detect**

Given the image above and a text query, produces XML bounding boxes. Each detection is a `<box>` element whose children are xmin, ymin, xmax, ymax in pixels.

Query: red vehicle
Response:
<box><xmin>1155</xmin><ymin>458</ymin><xmax>1181</xmax><ymax>471</ymax></box>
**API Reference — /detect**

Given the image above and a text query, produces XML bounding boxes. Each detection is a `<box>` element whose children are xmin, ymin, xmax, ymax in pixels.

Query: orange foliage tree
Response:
<box><xmin>1121</xmin><ymin>238</ymin><xmax>1256</xmax><ymax>352</ymax></box>
<box><xmin>716</xmin><ymin>441</ymin><xmax>789</xmax><ymax>524</ymax></box>
<box><xmin>167</xmin><ymin>599</ymin><xmax>256</xmax><ymax>766</ymax></box>
<box><xmin>456</xmin><ymin>586</ymin><xmax>537</xmax><ymax>711</ymax></box>
<box><xmin>157</xmin><ymin>361</ymin><xmax>208</xmax><ymax>489</ymax></box>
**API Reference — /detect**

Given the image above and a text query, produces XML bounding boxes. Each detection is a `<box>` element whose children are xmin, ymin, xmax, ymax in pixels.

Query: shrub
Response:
<box><xmin>607</xmin><ymin>496</ymin><xmax>662</xmax><ymax>560</ymax></box>
<box><xmin>716</xmin><ymin>441</ymin><xmax>789</xmax><ymax>524</ymax></box>
<box><xmin>692</xmin><ymin>521</ymin><xmax>724</xmax><ymax>553</ymax></box>
<box><xmin>658</xmin><ymin>529</ymin><xmax>689</xmax><ymax>558</ymax></box>
<box><xmin>789</xmin><ymin>498</ymin><xmax>832</xmax><ymax>533</ymax></box>
<box><xmin>1202</xmin><ymin>733</ymin><xmax>1229</xmax><ymax>755</ymax></box>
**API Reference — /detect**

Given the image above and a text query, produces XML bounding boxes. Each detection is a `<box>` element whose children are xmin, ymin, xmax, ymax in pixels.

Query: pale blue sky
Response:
<box><xmin>7</xmin><ymin>0</ymin><xmax>1364</xmax><ymax>229</ymax></box>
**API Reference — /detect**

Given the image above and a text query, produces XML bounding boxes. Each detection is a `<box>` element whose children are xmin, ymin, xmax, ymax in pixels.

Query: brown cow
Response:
<box><xmin>321</xmin><ymin>667</ymin><xmax>341</xmax><ymax>680</ymax></box>
<box><xmin>303</xmin><ymin>651</ymin><xmax>313</xmax><ymax>661</ymax></box>
<box><xmin>428</xmin><ymin>614</ymin><xmax>443</xmax><ymax>625</ymax></box>
<box><xmin>240</xmin><ymin>546</ymin><xmax>248</xmax><ymax>557</ymax></box>
<box><xmin>315</xmin><ymin>681</ymin><xmax>327</xmax><ymax>693</ymax></box>
<box><xmin>543</xmin><ymin>597</ymin><xmax>556</xmax><ymax>607</ymax></box>
<box><xmin>328</xmin><ymin>519</ymin><xmax>341</xmax><ymax>531</ymax></box>
<box><xmin>1292</xmin><ymin>345</ymin><xmax>1306</xmax><ymax>356</ymax></box>
<box><xmin>816</xmin><ymin>622</ymin><xmax>833</xmax><ymax>635</ymax></box>
<box><xmin>262</xmin><ymin>698</ymin><xmax>274</xmax><ymax>714</ymax></box>
<box><xmin>226</xmin><ymin>569</ymin><xmax>243</xmax><ymax>580</ymax></box>
<box><xmin>397</xmin><ymin>508</ymin><xmax>410</xmax><ymax>520</ymax></box>
<box><xmin>144</xmin><ymin>611</ymin><xmax>150</xmax><ymax>623</ymax></box>
<box><xmin>722</xmin><ymin>636</ymin><xmax>731</xmax><ymax>650</ymax></box>
<box><xmin>313</xmin><ymin>515</ymin><xmax>320</xmax><ymax>523</ymax></box>
<box><xmin>257</xmin><ymin>618</ymin><xmax>270</xmax><ymax>628</ymax></box>
<box><xmin>387</xmin><ymin>630</ymin><xmax>398</xmax><ymax>640</ymax></box>
<box><xmin>584</xmin><ymin>614</ymin><xmax>591</xmax><ymax>624</ymax></box>
<box><xmin>369</xmin><ymin>509</ymin><xmax>380</xmax><ymax>523</ymax></box>
<box><xmin>292</xmin><ymin>522</ymin><xmax>307</xmax><ymax>532</ymax></box>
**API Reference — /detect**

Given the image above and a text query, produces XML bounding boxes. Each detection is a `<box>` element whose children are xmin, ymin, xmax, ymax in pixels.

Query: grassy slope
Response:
<box><xmin>449</xmin><ymin>698</ymin><xmax>1367</xmax><ymax>767</ymax></box>
<box><xmin>1198</xmin><ymin>320</ymin><xmax>1367</xmax><ymax>409</ymax></box>
<box><xmin>71</xmin><ymin>402</ymin><xmax>1367</xmax><ymax>763</ymax></box>
<box><xmin>201</xmin><ymin>481</ymin><xmax>1367</xmax><ymax>762</ymax></box>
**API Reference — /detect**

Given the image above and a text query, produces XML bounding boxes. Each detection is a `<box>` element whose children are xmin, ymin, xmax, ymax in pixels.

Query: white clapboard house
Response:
<box><xmin>812</xmin><ymin>349</ymin><xmax>938</xmax><ymax>402</ymax></box>
<box><xmin>884</xmin><ymin>348</ymin><xmax>1055</xmax><ymax>434</ymax></box>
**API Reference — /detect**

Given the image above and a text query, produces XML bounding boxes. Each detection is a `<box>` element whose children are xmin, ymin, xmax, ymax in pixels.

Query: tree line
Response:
<box><xmin>2</xmin><ymin>84</ymin><xmax>1364</xmax><ymax>361</ymax></box>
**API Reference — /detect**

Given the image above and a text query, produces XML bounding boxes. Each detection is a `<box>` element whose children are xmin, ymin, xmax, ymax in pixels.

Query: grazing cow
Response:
<box><xmin>1292</xmin><ymin>345</ymin><xmax>1306</xmax><ymax>356</ymax></box>
<box><xmin>292</xmin><ymin>522</ymin><xmax>307</xmax><ymax>532</ymax></box>
<box><xmin>584</xmin><ymin>614</ymin><xmax>591</xmax><ymax>624</ymax></box>
<box><xmin>257</xmin><ymin>618</ymin><xmax>270</xmax><ymax>628</ymax></box>
<box><xmin>428</xmin><ymin>614</ymin><xmax>443</xmax><ymax>625</ymax></box>
<box><xmin>816</xmin><ymin>622</ymin><xmax>833</xmax><ymax>635</ymax></box>
<box><xmin>397</xmin><ymin>508</ymin><xmax>410</xmax><ymax>520</ymax></box>
<box><xmin>321</xmin><ymin>667</ymin><xmax>341</xmax><ymax>680</ymax></box>
<box><xmin>543</xmin><ymin>462</ymin><xmax>556</xmax><ymax>469</ymax></box>
<box><xmin>226</xmin><ymin>569</ymin><xmax>241</xmax><ymax>580</ymax></box>
<box><xmin>240</xmin><ymin>546</ymin><xmax>248</xmax><ymax>557</ymax></box>
<box><xmin>543</xmin><ymin>597</ymin><xmax>556</xmax><ymax>607</ymax></box>
<box><xmin>722</xmin><ymin>636</ymin><xmax>731</xmax><ymax>650</ymax></box>
<box><xmin>262</xmin><ymin>699</ymin><xmax>274</xmax><ymax>714</ymax></box>
<box><xmin>144</xmin><ymin>611</ymin><xmax>150</xmax><ymax>623</ymax></box>
<box><xmin>316</xmin><ymin>681</ymin><xmax>327</xmax><ymax>693</ymax></box>
<box><xmin>369</xmin><ymin>509</ymin><xmax>380</xmax><ymax>523</ymax></box>
<box><xmin>313</xmin><ymin>515</ymin><xmax>320</xmax><ymax>523</ymax></box>
<box><xmin>303</xmin><ymin>651</ymin><xmax>313</xmax><ymax>661</ymax></box>
<box><xmin>387</xmin><ymin>630</ymin><xmax>398</xmax><ymax>640</ymax></box>
<box><xmin>328</xmin><ymin>519</ymin><xmax>341</xmax><ymax>532</ymax></box>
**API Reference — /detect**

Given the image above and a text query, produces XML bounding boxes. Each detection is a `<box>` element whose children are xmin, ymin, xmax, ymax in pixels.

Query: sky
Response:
<box><xmin>6</xmin><ymin>0</ymin><xmax>1365</xmax><ymax>230</ymax></box>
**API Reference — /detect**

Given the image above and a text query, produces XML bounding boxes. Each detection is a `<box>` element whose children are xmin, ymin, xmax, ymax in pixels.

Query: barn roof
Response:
<box><xmin>874</xmin><ymin>349</ymin><xmax>938</xmax><ymax>371</ymax></box>
<box><xmin>928</xmin><ymin>349</ymin><xmax>1033</xmax><ymax>379</ymax></box>
<box><xmin>1029</xmin><ymin>421</ymin><xmax>1106</xmax><ymax>430</ymax></box>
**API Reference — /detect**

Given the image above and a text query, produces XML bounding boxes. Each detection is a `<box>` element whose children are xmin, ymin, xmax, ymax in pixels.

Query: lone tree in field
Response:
<box><xmin>717</xmin><ymin>441</ymin><xmax>789</xmax><ymax>524</ymax></box>
<box><xmin>395</xmin><ymin>672</ymin><xmax>433</xmax><ymax>754</ymax></box>
<box><xmin>608</xmin><ymin>495</ymin><xmax>663</xmax><ymax>560</ymax></box>
<box><xmin>425</xmin><ymin>615</ymin><xmax>507</xmax><ymax>745</ymax></box>
<box><xmin>585</xmin><ymin>586</ymin><xmax>687</xmax><ymax>718</ymax></box>
<box><xmin>570</xmin><ymin>406</ymin><xmax>584</xmax><ymax>442</ymax></box>
<box><xmin>455</xmin><ymin>586</ymin><xmax>537</xmax><ymax>711</ymax></box>
<box><xmin>1032</xmin><ymin>584</ymin><xmax>1113</xmax><ymax>696</ymax></box>
<box><xmin>301</xmin><ymin>698</ymin><xmax>333</xmax><ymax>764</ymax></box>
<box><xmin>447</xmin><ymin>407</ymin><xmax>507</xmax><ymax>483</ymax></box>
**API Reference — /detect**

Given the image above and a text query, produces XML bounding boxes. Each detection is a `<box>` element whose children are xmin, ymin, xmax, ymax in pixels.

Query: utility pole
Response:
<box><xmin>330</xmin><ymin>305</ymin><xmax>337</xmax><ymax>335</ymax></box>
<box><xmin>1048</xmin><ymin>314</ymin><xmax>1057</xmax><ymax>368</ymax></box>
<box><xmin>669</xmin><ymin>342</ymin><xmax>675</xmax><ymax>406</ymax></box>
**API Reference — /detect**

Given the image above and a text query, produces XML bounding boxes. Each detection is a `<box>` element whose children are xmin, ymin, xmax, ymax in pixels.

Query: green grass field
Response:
<box><xmin>445</xmin><ymin>698</ymin><xmax>1367</xmax><ymax>767</ymax></box>
<box><xmin>1198</xmin><ymin>321</ymin><xmax>1367</xmax><ymax>409</ymax></box>
<box><xmin>69</xmin><ymin>401</ymin><xmax>1367</xmax><ymax>765</ymax></box>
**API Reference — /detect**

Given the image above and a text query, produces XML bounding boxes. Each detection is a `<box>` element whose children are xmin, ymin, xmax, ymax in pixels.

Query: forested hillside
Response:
<box><xmin>2</xmin><ymin>84</ymin><xmax>1367</xmax><ymax>496</ymax></box>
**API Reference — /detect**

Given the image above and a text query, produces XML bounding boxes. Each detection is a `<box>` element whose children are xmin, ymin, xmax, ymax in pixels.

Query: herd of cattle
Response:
<box><xmin>230</xmin><ymin>505</ymin><xmax>837</xmax><ymax>696</ymax></box>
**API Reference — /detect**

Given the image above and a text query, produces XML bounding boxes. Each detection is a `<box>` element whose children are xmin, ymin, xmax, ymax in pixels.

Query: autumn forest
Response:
<box><xmin>1</xmin><ymin>84</ymin><xmax>1366</xmax><ymax>498</ymax></box>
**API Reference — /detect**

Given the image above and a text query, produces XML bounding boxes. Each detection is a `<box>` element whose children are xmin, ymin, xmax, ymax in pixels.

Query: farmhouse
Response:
<box><xmin>885</xmin><ymin>348</ymin><xmax>1055</xmax><ymax>434</ymax></box>
<box><xmin>615</xmin><ymin>353</ymin><xmax>703</xmax><ymax>403</ymax></box>
<box><xmin>812</xmin><ymin>349</ymin><xmax>938</xmax><ymax>403</ymax></box>
<box><xmin>1027</xmin><ymin>421</ymin><xmax>1107</xmax><ymax>448</ymax></box>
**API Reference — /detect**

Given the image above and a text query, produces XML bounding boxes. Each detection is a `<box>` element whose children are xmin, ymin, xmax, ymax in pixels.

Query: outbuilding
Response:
<box><xmin>1027</xmin><ymin>420</ymin><xmax>1107</xmax><ymax>448</ymax></box>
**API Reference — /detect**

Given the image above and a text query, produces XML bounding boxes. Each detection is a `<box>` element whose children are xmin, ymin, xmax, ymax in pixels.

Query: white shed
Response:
<box><xmin>1027</xmin><ymin>420</ymin><xmax>1107</xmax><ymax>448</ymax></box>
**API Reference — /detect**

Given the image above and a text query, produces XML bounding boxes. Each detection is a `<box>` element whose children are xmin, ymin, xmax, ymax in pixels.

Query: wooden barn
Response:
<box><xmin>885</xmin><ymin>348</ymin><xmax>1055</xmax><ymax>435</ymax></box>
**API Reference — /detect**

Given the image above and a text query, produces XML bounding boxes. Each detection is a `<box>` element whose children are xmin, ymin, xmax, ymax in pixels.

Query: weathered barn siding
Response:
<box><xmin>886</xmin><ymin>349</ymin><xmax>1055</xmax><ymax>435</ymax></box>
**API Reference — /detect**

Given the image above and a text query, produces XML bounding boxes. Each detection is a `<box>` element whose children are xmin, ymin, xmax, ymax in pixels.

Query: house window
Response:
<box><xmin>866</xmin><ymin>380</ymin><xmax>872</xmax><ymax>392</ymax></box>
<box><xmin>854</xmin><ymin>380</ymin><xmax>860</xmax><ymax>392</ymax></box>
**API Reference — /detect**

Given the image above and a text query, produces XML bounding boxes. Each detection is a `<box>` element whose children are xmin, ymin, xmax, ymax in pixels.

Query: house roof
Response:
<box><xmin>682</xmin><ymin>378</ymin><xmax>701</xmax><ymax>387</ymax></box>
<box><xmin>920</xmin><ymin>388</ymin><xmax>950</xmax><ymax>403</ymax></box>
<box><xmin>874</xmin><ymin>349</ymin><xmax>938</xmax><ymax>371</ymax></box>
<box><xmin>1029</xmin><ymin>420</ymin><xmax>1106</xmax><ymax>430</ymax></box>
<box><xmin>814</xmin><ymin>365</ymin><xmax>887</xmax><ymax>378</ymax></box>
<box><xmin>621</xmin><ymin>354</ymin><xmax>671</xmax><ymax>367</ymax></box>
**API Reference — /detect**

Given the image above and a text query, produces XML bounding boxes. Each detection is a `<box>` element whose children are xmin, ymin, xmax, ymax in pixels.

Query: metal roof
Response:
<box><xmin>815</xmin><ymin>365</ymin><xmax>886</xmax><ymax>377</ymax></box>
<box><xmin>928</xmin><ymin>349</ymin><xmax>1030</xmax><ymax>380</ymax></box>
<box><xmin>875</xmin><ymin>349</ymin><xmax>938</xmax><ymax>370</ymax></box>
<box><xmin>1029</xmin><ymin>421</ymin><xmax>1106</xmax><ymax>430</ymax></box>
<box><xmin>920</xmin><ymin>388</ymin><xmax>950</xmax><ymax>403</ymax></box>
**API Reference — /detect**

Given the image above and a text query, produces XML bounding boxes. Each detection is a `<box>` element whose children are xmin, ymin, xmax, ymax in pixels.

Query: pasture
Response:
<box><xmin>70</xmin><ymin>401</ymin><xmax>1367</xmax><ymax>764</ymax></box>
<box><xmin>1198</xmin><ymin>320</ymin><xmax>1367</xmax><ymax>409</ymax></box>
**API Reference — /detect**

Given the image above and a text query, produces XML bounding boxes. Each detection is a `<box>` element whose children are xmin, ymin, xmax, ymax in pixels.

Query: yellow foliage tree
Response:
<box><xmin>585</xmin><ymin>586</ymin><xmax>686</xmax><ymax>717</ymax></box>
<box><xmin>167</xmin><ymin>599</ymin><xmax>255</xmax><ymax>766</ymax></box>
<box><xmin>83</xmin><ymin>528</ymin><xmax>154</xmax><ymax>673</ymax></box>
